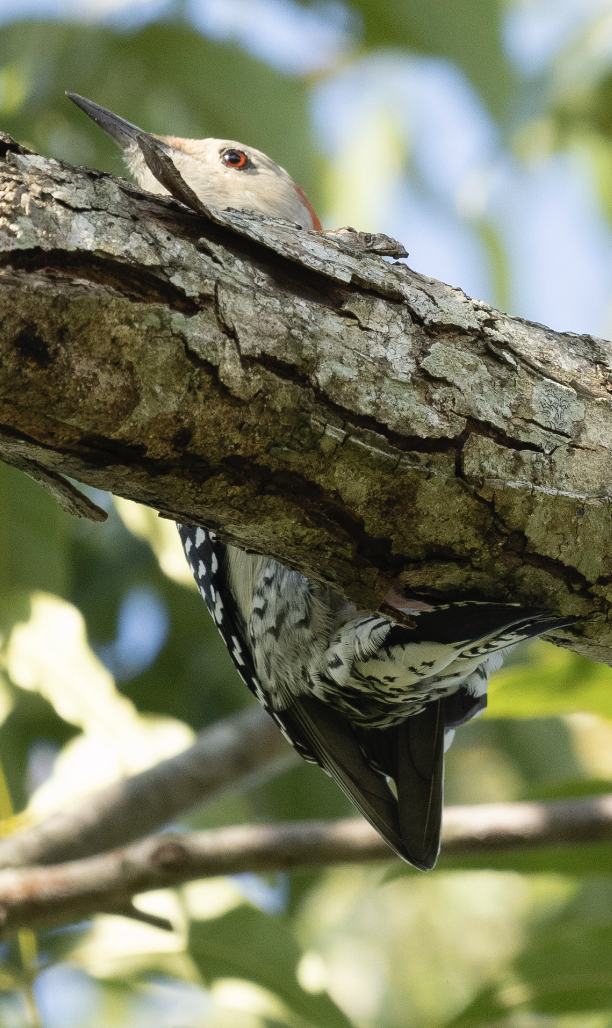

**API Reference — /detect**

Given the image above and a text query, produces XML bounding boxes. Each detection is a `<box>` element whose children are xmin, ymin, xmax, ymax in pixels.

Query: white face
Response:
<box><xmin>124</xmin><ymin>135</ymin><xmax>319</xmax><ymax>229</ymax></box>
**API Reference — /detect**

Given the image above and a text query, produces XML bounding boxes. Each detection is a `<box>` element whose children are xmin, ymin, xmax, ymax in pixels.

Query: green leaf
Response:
<box><xmin>515</xmin><ymin>880</ymin><xmax>612</xmax><ymax>1014</ymax></box>
<box><xmin>522</xmin><ymin>779</ymin><xmax>612</xmax><ymax>802</ymax></box>
<box><xmin>444</xmin><ymin>880</ymin><xmax>612</xmax><ymax>1024</ymax></box>
<box><xmin>487</xmin><ymin>641</ymin><xmax>612</xmax><ymax>722</ymax></box>
<box><xmin>443</xmin><ymin>986</ymin><xmax>508</xmax><ymax>1028</ymax></box>
<box><xmin>189</xmin><ymin>904</ymin><xmax>352</xmax><ymax>1028</ymax></box>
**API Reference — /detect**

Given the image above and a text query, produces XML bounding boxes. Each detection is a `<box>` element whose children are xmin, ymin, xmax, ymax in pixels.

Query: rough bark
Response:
<box><xmin>1</xmin><ymin>133</ymin><xmax>611</xmax><ymax>659</ymax></box>
<box><xmin>1</xmin><ymin>795</ymin><xmax>612</xmax><ymax>933</ymax></box>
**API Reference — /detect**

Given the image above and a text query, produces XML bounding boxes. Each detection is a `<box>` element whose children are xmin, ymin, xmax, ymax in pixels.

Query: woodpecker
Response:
<box><xmin>67</xmin><ymin>93</ymin><xmax>576</xmax><ymax>870</ymax></box>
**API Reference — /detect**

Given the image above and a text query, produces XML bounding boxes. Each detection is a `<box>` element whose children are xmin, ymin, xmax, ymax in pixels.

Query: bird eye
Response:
<box><xmin>222</xmin><ymin>149</ymin><xmax>248</xmax><ymax>169</ymax></box>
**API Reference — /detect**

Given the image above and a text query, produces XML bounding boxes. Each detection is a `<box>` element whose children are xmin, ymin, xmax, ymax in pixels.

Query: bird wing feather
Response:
<box><xmin>275</xmin><ymin>695</ymin><xmax>445</xmax><ymax>870</ymax></box>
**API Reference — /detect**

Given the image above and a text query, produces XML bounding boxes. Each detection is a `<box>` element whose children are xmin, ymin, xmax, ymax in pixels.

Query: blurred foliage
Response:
<box><xmin>189</xmin><ymin>905</ymin><xmax>353</xmax><ymax>1027</ymax></box>
<box><xmin>487</xmin><ymin>640</ymin><xmax>612</xmax><ymax>721</ymax></box>
<box><xmin>351</xmin><ymin>0</ymin><xmax>517</xmax><ymax>122</ymax></box>
<box><xmin>2</xmin><ymin>0</ymin><xmax>612</xmax><ymax>1026</ymax></box>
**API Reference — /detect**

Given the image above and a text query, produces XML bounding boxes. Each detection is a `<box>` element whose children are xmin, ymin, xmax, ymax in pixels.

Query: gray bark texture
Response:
<box><xmin>0</xmin><ymin>132</ymin><xmax>610</xmax><ymax>660</ymax></box>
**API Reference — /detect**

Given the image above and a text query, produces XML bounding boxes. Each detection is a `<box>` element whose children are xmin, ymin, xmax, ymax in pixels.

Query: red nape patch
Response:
<box><xmin>292</xmin><ymin>182</ymin><xmax>322</xmax><ymax>230</ymax></box>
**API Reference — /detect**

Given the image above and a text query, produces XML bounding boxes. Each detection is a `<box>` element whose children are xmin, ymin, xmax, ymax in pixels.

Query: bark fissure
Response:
<box><xmin>0</xmin><ymin>248</ymin><xmax>202</xmax><ymax>314</ymax></box>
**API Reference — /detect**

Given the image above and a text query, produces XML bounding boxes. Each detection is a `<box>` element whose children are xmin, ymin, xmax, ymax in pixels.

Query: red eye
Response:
<box><xmin>222</xmin><ymin>149</ymin><xmax>248</xmax><ymax>169</ymax></box>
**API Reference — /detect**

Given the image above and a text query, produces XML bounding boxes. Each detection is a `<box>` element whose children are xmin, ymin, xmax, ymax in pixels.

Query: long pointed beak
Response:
<box><xmin>66</xmin><ymin>92</ymin><xmax>144</xmax><ymax>149</ymax></box>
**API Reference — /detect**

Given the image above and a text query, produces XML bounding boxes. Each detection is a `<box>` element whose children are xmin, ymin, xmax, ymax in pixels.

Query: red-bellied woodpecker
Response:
<box><xmin>67</xmin><ymin>92</ymin><xmax>576</xmax><ymax>870</ymax></box>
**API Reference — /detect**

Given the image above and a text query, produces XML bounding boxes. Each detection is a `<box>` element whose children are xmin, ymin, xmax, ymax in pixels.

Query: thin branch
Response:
<box><xmin>0</xmin><ymin>794</ymin><xmax>610</xmax><ymax>933</ymax></box>
<box><xmin>0</xmin><ymin>707</ymin><xmax>296</xmax><ymax>870</ymax></box>
<box><xmin>0</xmin><ymin>439</ymin><xmax>107</xmax><ymax>521</ymax></box>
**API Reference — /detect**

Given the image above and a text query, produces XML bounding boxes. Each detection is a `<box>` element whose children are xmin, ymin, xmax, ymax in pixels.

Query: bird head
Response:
<box><xmin>66</xmin><ymin>92</ymin><xmax>321</xmax><ymax>230</ymax></box>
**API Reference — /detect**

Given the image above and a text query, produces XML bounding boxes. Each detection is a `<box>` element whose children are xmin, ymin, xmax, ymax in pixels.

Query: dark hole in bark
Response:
<box><xmin>13</xmin><ymin>326</ymin><xmax>52</xmax><ymax>366</ymax></box>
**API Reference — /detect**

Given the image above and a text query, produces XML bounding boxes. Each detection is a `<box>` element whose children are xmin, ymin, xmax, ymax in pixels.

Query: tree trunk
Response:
<box><xmin>0</xmin><ymin>133</ymin><xmax>610</xmax><ymax>661</ymax></box>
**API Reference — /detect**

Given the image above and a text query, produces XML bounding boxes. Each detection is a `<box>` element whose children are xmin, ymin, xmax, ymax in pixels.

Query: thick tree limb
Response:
<box><xmin>1</xmin><ymin>133</ymin><xmax>611</xmax><ymax>662</ymax></box>
<box><xmin>0</xmin><ymin>706</ymin><xmax>295</xmax><ymax>870</ymax></box>
<box><xmin>0</xmin><ymin>795</ymin><xmax>611</xmax><ymax>933</ymax></box>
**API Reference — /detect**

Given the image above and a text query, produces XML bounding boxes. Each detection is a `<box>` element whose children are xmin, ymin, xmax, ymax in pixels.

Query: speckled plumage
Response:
<box><xmin>178</xmin><ymin>523</ymin><xmax>573</xmax><ymax>869</ymax></box>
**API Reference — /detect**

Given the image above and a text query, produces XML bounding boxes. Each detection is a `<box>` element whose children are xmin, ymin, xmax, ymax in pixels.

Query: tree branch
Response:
<box><xmin>0</xmin><ymin>795</ymin><xmax>610</xmax><ymax>933</ymax></box>
<box><xmin>0</xmin><ymin>706</ymin><xmax>296</xmax><ymax>870</ymax></box>
<box><xmin>0</xmin><ymin>133</ymin><xmax>610</xmax><ymax>659</ymax></box>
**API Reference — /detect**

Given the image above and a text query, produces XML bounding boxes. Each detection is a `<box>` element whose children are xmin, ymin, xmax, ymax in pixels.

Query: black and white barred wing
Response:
<box><xmin>178</xmin><ymin>524</ymin><xmax>260</xmax><ymax>693</ymax></box>
<box><xmin>326</xmin><ymin>603</ymin><xmax>577</xmax><ymax>700</ymax></box>
<box><xmin>178</xmin><ymin>524</ymin><xmax>319</xmax><ymax>763</ymax></box>
<box><xmin>305</xmin><ymin>602</ymin><xmax>577</xmax><ymax>870</ymax></box>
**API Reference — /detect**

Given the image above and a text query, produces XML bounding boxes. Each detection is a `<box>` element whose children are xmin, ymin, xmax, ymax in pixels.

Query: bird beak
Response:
<box><xmin>65</xmin><ymin>90</ymin><xmax>205</xmax><ymax>215</ymax></box>
<box><xmin>65</xmin><ymin>92</ymin><xmax>144</xmax><ymax>149</ymax></box>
